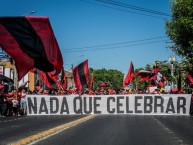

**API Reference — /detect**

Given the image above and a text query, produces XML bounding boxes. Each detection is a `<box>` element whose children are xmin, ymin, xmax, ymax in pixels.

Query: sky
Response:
<box><xmin>0</xmin><ymin>0</ymin><xmax>174</xmax><ymax>75</ymax></box>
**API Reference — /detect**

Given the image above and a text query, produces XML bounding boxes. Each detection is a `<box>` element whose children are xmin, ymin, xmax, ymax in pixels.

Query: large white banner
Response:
<box><xmin>27</xmin><ymin>94</ymin><xmax>191</xmax><ymax>115</ymax></box>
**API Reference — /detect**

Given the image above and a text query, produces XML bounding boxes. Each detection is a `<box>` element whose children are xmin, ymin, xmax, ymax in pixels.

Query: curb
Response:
<box><xmin>11</xmin><ymin>115</ymin><xmax>96</xmax><ymax>145</ymax></box>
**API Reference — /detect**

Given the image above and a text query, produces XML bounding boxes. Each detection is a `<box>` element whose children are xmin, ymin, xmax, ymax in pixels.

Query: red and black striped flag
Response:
<box><xmin>137</xmin><ymin>70</ymin><xmax>154</xmax><ymax>82</ymax></box>
<box><xmin>18</xmin><ymin>81</ymin><xmax>29</xmax><ymax>92</ymax></box>
<box><xmin>73</xmin><ymin>60</ymin><xmax>89</xmax><ymax>92</ymax></box>
<box><xmin>0</xmin><ymin>16</ymin><xmax>63</xmax><ymax>81</ymax></box>
<box><xmin>122</xmin><ymin>61</ymin><xmax>135</xmax><ymax>88</ymax></box>
<box><xmin>39</xmin><ymin>71</ymin><xmax>58</xmax><ymax>90</ymax></box>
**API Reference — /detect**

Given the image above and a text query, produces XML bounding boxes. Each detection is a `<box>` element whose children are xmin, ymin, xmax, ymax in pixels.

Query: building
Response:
<box><xmin>65</xmin><ymin>70</ymin><xmax>74</xmax><ymax>89</ymax></box>
<box><xmin>0</xmin><ymin>60</ymin><xmax>74</xmax><ymax>91</ymax></box>
<box><xmin>0</xmin><ymin>61</ymin><xmax>35</xmax><ymax>91</ymax></box>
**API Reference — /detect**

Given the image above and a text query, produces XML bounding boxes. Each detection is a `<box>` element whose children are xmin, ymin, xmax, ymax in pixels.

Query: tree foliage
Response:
<box><xmin>89</xmin><ymin>59</ymin><xmax>190</xmax><ymax>92</ymax></box>
<box><xmin>89</xmin><ymin>68</ymin><xmax>124</xmax><ymax>90</ymax></box>
<box><xmin>133</xmin><ymin>61</ymin><xmax>172</xmax><ymax>91</ymax></box>
<box><xmin>166</xmin><ymin>0</ymin><xmax>193</xmax><ymax>68</ymax></box>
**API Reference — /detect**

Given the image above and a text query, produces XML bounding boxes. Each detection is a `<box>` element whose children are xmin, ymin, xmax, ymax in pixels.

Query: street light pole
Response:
<box><xmin>22</xmin><ymin>10</ymin><xmax>36</xmax><ymax>16</ymax></box>
<box><xmin>169</xmin><ymin>46</ymin><xmax>176</xmax><ymax>88</ymax></box>
<box><xmin>13</xmin><ymin>10</ymin><xmax>36</xmax><ymax>89</ymax></box>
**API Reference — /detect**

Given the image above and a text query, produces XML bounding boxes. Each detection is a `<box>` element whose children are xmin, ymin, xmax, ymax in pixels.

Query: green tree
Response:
<box><xmin>155</xmin><ymin>60</ymin><xmax>171</xmax><ymax>81</ymax></box>
<box><xmin>166</xmin><ymin>0</ymin><xmax>193</xmax><ymax>68</ymax></box>
<box><xmin>89</xmin><ymin>68</ymin><xmax>124</xmax><ymax>90</ymax></box>
<box><xmin>175</xmin><ymin>58</ymin><xmax>192</xmax><ymax>91</ymax></box>
<box><xmin>133</xmin><ymin>67</ymin><xmax>147</xmax><ymax>91</ymax></box>
<box><xmin>145</xmin><ymin>64</ymin><xmax>151</xmax><ymax>71</ymax></box>
<box><xmin>133</xmin><ymin>61</ymin><xmax>172</xmax><ymax>91</ymax></box>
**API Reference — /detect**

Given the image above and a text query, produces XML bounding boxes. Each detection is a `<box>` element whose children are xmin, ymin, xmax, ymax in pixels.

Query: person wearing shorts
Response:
<box><xmin>20</xmin><ymin>89</ymin><xmax>27</xmax><ymax>115</ymax></box>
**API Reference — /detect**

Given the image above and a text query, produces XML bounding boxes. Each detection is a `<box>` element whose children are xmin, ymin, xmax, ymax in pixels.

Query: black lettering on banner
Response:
<box><xmin>177</xmin><ymin>97</ymin><xmax>186</xmax><ymax>114</ymax></box>
<box><xmin>50</xmin><ymin>97</ymin><xmax>59</xmax><ymax>114</ymax></box>
<box><xmin>107</xmin><ymin>97</ymin><xmax>115</xmax><ymax>114</ymax></box>
<box><xmin>94</xmin><ymin>97</ymin><xmax>101</xmax><ymax>114</ymax></box>
<box><xmin>135</xmin><ymin>96</ymin><xmax>142</xmax><ymax>113</ymax></box>
<box><xmin>144</xmin><ymin>96</ymin><xmax>153</xmax><ymax>113</ymax></box>
<box><xmin>74</xmin><ymin>97</ymin><xmax>82</xmax><ymax>114</ymax></box>
<box><xmin>154</xmin><ymin>96</ymin><xmax>164</xmax><ymax>113</ymax></box>
<box><xmin>84</xmin><ymin>97</ymin><xmax>92</xmax><ymax>114</ymax></box>
<box><xmin>126</xmin><ymin>97</ymin><xmax>133</xmax><ymax>113</ymax></box>
<box><xmin>166</xmin><ymin>97</ymin><xmax>175</xmax><ymax>113</ymax></box>
<box><xmin>39</xmin><ymin>98</ymin><xmax>48</xmax><ymax>114</ymax></box>
<box><xmin>60</xmin><ymin>97</ymin><xmax>69</xmax><ymax>114</ymax></box>
<box><xmin>27</xmin><ymin>97</ymin><xmax>37</xmax><ymax>114</ymax></box>
<box><xmin>117</xmin><ymin>96</ymin><xmax>124</xmax><ymax>114</ymax></box>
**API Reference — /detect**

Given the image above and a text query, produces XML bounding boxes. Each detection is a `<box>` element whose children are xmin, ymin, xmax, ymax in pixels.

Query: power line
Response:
<box><xmin>21</xmin><ymin>10</ymin><xmax>36</xmax><ymax>16</ymax></box>
<box><xmin>80</xmin><ymin>0</ymin><xmax>164</xmax><ymax>19</ymax></box>
<box><xmin>62</xmin><ymin>36</ymin><xmax>167</xmax><ymax>51</ymax></box>
<box><xmin>62</xmin><ymin>39</ymin><xmax>169</xmax><ymax>53</ymax></box>
<box><xmin>96</xmin><ymin>0</ymin><xmax>170</xmax><ymax>17</ymax></box>
<box><xmin>80</xmin><ymin>0</ymin><xmax>170</xmax><ymax>19</ymax></box>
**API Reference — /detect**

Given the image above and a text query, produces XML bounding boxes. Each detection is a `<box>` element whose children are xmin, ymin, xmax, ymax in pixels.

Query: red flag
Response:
<box><xmin>122</xmin><ymin>61</ymin><xmax>135</xmax><ymax>88</ymax></box>
<box><xmin>60</xmin><ymin>69</ymin><xmax>67</xmax><ymax>90</ymax></box>
<box><xmin>0</xmin><ymin>84</ymin><xmax>4</xmax><ymax>90</ymax></box>
<box><xmin>187</xmin><ymin>74</ymin><xmax>193</xmax><ymax>84</ymax></box>
<box><xmin>0</xmin><ymin>16</ymin><xmax>63</xmax><ymax>81</ymax></box>
<box><xmin>151</xmin><ymin>63</ymin><xmax>166</xmax><ymax>87</ymax></box>
<box><xmin>18</xmin><ymin>81</ymin><xmax>29</xmax><ymax>92</ymax></box>
<box><xmin>47</xmin><ymin>71</ymin><xmax>59</xmax><ymax>82</ymax></box>
<box><xmin>35</xmin><ymin>79</ymin><xmax>41</xmax><ymax>91</ymax></box>
<box><xmin>30</xmin><ymin>68</ymin><xmax>37</xmax><ymax>73</ymax></box>
<box><xmin>39</xmin><ymin>71</ymin><xmax>57</xmax><ymax>89</ymax></box>
<box><xmin>186</xmin><ymin>68</ymin><xmax>193</xmax><ymax>85</ymax></box>
<box><xmin>153</xmin><ymin>71</ymin><xmax>166</xmax><ymax>87</ymax></box>
<box><xmin>73</xmin><ymin>60</ymin><xmax>89</xmax><ymax>92</ymax></box>
<box><xmin>152</xmin><ymin>64</ymin><xmax>160</xmax><ymax>74</ymax></box>
<box><xmin>100</xmin><ymin>82</ymin><xmax>107</xmax><ymax>87</ymax></box>
<box><xmin>137</xmin><ymin>70</ymin><xmax>154</xmax><ymax>82</ymax></box>
<box><xmin>89</xmin><ymin>73</ymin><xmax>94</xmax><ymax>89</ymax></box>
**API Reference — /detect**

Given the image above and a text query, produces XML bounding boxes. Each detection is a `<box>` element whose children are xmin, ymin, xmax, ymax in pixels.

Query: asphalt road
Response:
<box><xmin>1</xmin><ymin>115</ymin><xmax>193</xmax><ymax>145</ymax></box>
<box><xmin>0</xmin><ymin>115</ymin><xmax>86</xmax><ymax>145</ymax></box>
<box><xmin>36</xmin><ymin>115</ymin><xmax>193</xmax><ymax>145</ymax></box>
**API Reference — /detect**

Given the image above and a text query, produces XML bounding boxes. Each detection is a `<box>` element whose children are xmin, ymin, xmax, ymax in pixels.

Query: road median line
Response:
<box><xmin>11</xmin><ymin>115</ymin><xmax>96</xmax><ymax>145</ymax></box>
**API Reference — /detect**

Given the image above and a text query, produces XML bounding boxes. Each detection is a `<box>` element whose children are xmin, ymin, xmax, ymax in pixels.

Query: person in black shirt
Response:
<box><xmin>0</xmin><ymin>94</ymin><xmax>3</xmax><ymax>116</ymax></box>
<box><xmin>0</xmin><ymin>94</ymin><xmax>8</xmax><ymax>117</ymax></box>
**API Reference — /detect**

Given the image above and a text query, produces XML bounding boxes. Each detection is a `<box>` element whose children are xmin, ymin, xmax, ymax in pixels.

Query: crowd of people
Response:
<box><xmin>0</xmin><ymin>85</ymin><xmax>193</xmax><ymax>117</ymax></box>
<box><xmin>0</xmin><ymin>89</ymin><xmax>27</xmax><ymax>117</ymax></box>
